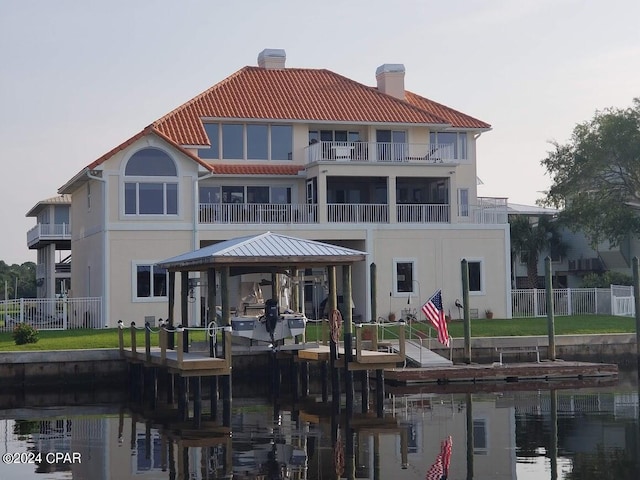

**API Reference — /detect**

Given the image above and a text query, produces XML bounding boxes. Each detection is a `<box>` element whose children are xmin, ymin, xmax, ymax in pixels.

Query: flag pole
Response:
<box><xmin>461</xmin><ymin>259</ymin><xmax>471</xmax><ymax>364</ymax></box>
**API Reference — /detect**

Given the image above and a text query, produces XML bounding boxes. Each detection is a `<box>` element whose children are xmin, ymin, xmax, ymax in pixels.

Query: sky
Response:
<box><xmin>1</xmin><ymin>0</ymin><xmax>639</xmax><ymax>265</ymax></box>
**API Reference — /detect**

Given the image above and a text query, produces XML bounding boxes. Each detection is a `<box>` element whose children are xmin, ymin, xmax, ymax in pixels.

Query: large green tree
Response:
<box><xmin>0</xmin><ymin>261</ymin><xmax>37</xmax><ymax>299</ymax></box>
<box><xmin>510</xmin><ymin>214</ymin><xmax>566</xmax><ymax>288</ymax></box>
<box><xmin>541</xmin><ymin>98</ymin><xmax>640</xmax><ymax>247</ymax></box>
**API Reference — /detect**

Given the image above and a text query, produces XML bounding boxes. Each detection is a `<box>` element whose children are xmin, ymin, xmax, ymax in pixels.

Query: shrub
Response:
<box><xmin>12</xmin><ymin>323</ymin><xmax>39</xmax><ymax>345</ymax></box>
<box><xmin>581</xmin><ymin>271</ymin><xmax>633</xmax><ymax>288</ymax></box>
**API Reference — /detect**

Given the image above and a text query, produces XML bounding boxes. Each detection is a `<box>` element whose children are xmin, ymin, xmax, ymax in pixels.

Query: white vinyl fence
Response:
<box><xmin>511</xmin><ymin>285</ymin><xmax>634</xmax><ymax>318</ymax></box>
<box><xmin>0</xmin><ymin>297</ymin><xmax>103</xmax><ymax>332</ymax></box>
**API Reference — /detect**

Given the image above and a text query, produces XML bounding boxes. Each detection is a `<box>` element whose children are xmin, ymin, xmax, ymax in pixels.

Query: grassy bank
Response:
<box><xmin>0</xmin><ymin>315</ymin><xmax>636</xmax><ymax>351</ymax></box>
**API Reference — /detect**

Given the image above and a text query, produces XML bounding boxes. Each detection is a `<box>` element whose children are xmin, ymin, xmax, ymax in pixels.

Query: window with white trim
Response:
<box><xmin>458</xmin><ymin>188</ymin><xmax>469</xmax><ymax>217</ymax></box>
<box><xmin>473</xmin><ymin>418</ymin><xmax>488</xmax><ymax>455</ymax></box>
<box><xmin>199</xmin><ymin>123</ymin><xmax>292</xmax><ymax>160</ymax></box>
<box><xmin>134</xmin><ymin>263</ymin><xmax>168</xmax><ymax>300</ymax></box>
<box><xmin>124</xmin><ymin>148</ymin><xmax>178</xmax><ymax>215</ymax></box>
<box><xmin>393</xmin><ymin>258</ymin><xmax>417</xmax><ymax>296</ymax></box>
<box><xmin>467</xmin><ymin>259</ymin><xmax>484</xmax><ymax>294</ymax></box>
<box><xmin>430</xmin><ymin>132</ymin><xmax>467</xmax><ymax>160</ymax></box>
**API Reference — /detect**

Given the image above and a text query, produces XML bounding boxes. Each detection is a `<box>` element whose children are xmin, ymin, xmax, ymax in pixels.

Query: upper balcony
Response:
<box><xmin>305</xmin><ymin>141</ymin><xmax>463</xmax><ymax>164</ymax></box>
<box><xmin>27</xmin><ymin>223</ymin><xmax>72</xmax><ymax>249</ymax></box>
<box><xmin>198</xmin><ymin>198</ymin><xmax>507</xmax><ymax>226</ymax></box>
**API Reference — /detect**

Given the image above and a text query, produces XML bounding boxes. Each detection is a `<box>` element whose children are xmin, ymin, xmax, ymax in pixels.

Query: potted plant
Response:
<box><xmin>388</xmin><ymin>312</ymin><xmax>396</xmax><ymax>322</ymax></box>
<box><xmin>485</xmin><ymin>309</ymin><xmax>494</xmax><ymax>319</ymax></box>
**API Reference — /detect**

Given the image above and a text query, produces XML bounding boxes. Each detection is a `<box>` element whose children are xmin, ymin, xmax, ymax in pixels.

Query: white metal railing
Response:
<box><xmin>327</xmin><ymin>203</ymin><xmax>389</xmax><ymax>223</ymax></box>
<box><xmin>305</xmin><ymin>141</ymin><xmax>461</xmax><ymax>164</ymax></box>
<box><xmin>27</xmin><ymin>223</ymin><xmax>71</xmax><ymax>246</ymax></box>
<box><xmin>611</xmin><ymin>284</ymin><xmax>634</xmax><ymax>316</ymax></box>
<box><xmin>457</xmin><ymin>197</ymin><xmax>509</xmax><ymax>225</ymax></box>
<box><xmin>397</xmin><ymin>204</ymin><xmax>450</xmax><ymax>223</ymax></box>
<box><xmin>0</xmin><ymin>297</ymin><xmax>103</xmax><ymax>331</ymax></box>
<box><xmin>511</xmin><ymin>286</ymin><xmax>630</xmax><ymax>317</ymax></box>
<box><xmin>199</xmin><ymin>203</ymin><xmax>317</xmax><ymax>224</ymax></box>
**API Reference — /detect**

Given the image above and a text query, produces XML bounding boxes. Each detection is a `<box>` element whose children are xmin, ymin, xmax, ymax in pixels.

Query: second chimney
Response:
<box><xmin>376</xmin><ymin>64</ymin><xmax>406</xmax><ymax>100</ymax></box>
<box><xmin>258</xmin><ymin>49</ymin><xmax>286</xmax><ymax>69</ymax></box>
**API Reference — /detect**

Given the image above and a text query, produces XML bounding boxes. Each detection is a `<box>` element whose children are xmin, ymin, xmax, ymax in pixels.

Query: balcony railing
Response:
<box><xmin>27</xmin><ymin>223</ymin><xmax>72</xmax><ymax>248</ymax></box>
<box><xmin>458</xmin><ymin>197</ymin><xmax>508</xmax><ymax>224</ymax></box>
<box><xmin>305</xmin><ymin>141</ymin><xmax>460</xmax><ymax>164</ymax></box>
<box><xmin>327</xmin><ymin>204</ymin><xmax>389</xmax><ymax>223</ymax></box>
<box><xmin>198</xmin><ymin>197</ymin><xmax>508</xmax><ymax>225</ymax></box>
<box><xmin>397</xmin><ymin>204</ymin><xmax>450</xmax><ymax>223</ymax></box>
<box><xmin>199</xmin><ymin>203</ymin><xmax>317</xmax><ymax>224</ymax></box>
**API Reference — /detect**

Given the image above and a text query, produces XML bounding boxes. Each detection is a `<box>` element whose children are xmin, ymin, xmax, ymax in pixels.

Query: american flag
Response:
<box><xmin>421</xmin><ymin>290</ymin><xmax>450</xmax><ymax>347</ymax></box>
<box><xmin>426</xmin><ymin>436</ymin><xmax>453</xmax><ymax>480</ymax></box>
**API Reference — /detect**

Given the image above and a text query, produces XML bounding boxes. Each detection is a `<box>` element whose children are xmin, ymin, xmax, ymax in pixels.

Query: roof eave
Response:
<box><xmin>159</xmin><ymin>254</ymin><xmax>367</xmax><ymax>272</ymax></box>
<box><xmin>58</xmin><ymin>167</ymin><xmax>90</xmax><ymax>195</ymax></box>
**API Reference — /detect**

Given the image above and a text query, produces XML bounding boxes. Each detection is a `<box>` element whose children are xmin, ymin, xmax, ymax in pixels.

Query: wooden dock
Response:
<box><xmin>384</xmin><ymin>359</ymin><xmax>618</xmax><ymax>385</ymax></box>
<box><xmin>118</xmin><ymin>322</ymin><xmax>231</xmax><ymax>376</ymax></box>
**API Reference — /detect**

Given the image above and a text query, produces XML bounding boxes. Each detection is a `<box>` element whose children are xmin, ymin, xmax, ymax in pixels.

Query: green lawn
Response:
<box><xmin>0</xmin><ymin>315</ymin><xmax>636</xmax><ymax>351</ymax></box>
<box><xmin>306</xmin><ymin>314</ymin><xmax>636</xmax><ymax>342</ymax></box>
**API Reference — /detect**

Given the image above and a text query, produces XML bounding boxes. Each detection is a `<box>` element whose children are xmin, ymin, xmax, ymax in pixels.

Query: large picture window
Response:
<box><xmin>124</xmin><ymin>148</ymin><xmax>178</xmax><ymax>216</ymax></box>
<box><xmin>430</xmin><ymin>132</ymin><xmax>467</xmax><ymax>160</ymax></box>
<box><xmin>199</xmin><ymin>123</ymin><xmax>292</xmax><ymax>161</ymax></box>
<box><xmin>201</xmin><ymin>185</ymin><xmax>291</xmax><ymax>205</ymax></box>
<box><xmin>135</xmin><ymin>263</ymin><xmax>168</xmax><ymax>300</ymax></box>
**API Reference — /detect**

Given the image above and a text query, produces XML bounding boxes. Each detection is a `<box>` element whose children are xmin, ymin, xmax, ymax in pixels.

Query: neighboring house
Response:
<box><xmin>509</xmin><ymin>203</ymin><xmax>635</xmax><ymax>288</ymax></box>
<box><xmin>34</xmin><ymin>49</ymin><xmax>511</xmax><ymax>327</ymax></box>
<box><xmin>26</xmin><ymin>194</ymin><xmax>72</xmax><ymax>298</ymax></box>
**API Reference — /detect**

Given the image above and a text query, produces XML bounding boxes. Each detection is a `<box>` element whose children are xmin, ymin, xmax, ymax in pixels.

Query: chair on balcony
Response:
<box><xmin>424</xmin><ymin>145</ymin><xmax>444</xmax><ymax>163</ymax></box>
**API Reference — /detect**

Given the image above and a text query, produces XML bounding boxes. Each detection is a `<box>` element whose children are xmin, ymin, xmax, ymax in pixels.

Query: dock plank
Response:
<box><xmin>384</xmin><ymin>360</ymin><xmax>618</xmax><ymax>385</ymax></box>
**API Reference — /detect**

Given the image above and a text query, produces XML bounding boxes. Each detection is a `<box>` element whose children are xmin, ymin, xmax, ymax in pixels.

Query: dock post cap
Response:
<box><xmin>117</xmin><ymin>320</ymin><xmax>124</xmax><ymax>329</ymax></box>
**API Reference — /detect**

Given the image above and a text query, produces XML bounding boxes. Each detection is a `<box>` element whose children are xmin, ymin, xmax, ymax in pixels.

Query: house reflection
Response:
<box><xmin>1</xmin><ymin>383</ymin><xmax>638</xmax><ymax>480</ymax></box>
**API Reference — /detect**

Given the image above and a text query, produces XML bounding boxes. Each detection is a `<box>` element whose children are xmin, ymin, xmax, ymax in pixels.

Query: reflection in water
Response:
<box><xmin>0</xmin><ymin>375</ymin><xmax>639</xmax><ymax>479</ymax></box>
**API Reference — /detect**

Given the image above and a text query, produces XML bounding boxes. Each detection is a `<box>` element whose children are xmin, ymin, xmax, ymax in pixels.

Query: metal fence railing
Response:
<box><xmin>0</xmin><ymin>297</ymin><xmax>103</xmax><ymax>332</ymax></box>
<box><xmin>511</xmin><ymin>285</ymin><xmax>632</xmax><ymax>318</ymax></box>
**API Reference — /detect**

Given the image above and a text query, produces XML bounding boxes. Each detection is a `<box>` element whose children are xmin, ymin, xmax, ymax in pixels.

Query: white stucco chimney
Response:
<box><xmin>376</xmin><ymin>64</ymin><xmax>406</xmax><ymax>100</ymax></box>
<box><xmin>257</xmin><ymin>48</ymin><xmax>286</xmax><ymax>69</ymax></box>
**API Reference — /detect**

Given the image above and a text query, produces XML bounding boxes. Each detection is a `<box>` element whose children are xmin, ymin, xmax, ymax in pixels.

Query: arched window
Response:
<box><xmin>124</xmin><ymin>148</ymin><xmax>178</xmax><ymax>215</ymax></box>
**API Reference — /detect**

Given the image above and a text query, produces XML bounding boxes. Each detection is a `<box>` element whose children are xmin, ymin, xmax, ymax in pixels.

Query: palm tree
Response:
<box><xmin>509</xmin><ymin>214</ymin><xmax>566</xmax><ymax>288</ymax></box>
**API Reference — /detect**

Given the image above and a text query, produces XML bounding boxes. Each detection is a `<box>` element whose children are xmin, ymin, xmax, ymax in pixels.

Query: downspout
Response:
<box><xmin>194</xmin><ymin>170</ymin><xmax>215</xmax><ymax>251</ymax></box>
<box><xmin>86</xmin><ymin>168</ymin><xmax>109</xmax><ymax>327</ymax></box>
<box><xmin>191</xmin><ymin>169</ymin><xmax>215</xmax><ymax>326</ymax></box>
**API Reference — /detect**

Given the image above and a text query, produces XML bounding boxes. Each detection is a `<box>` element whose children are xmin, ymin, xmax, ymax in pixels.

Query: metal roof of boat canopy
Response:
<box><xmin>156</xmin><ymin>232</ymin><xmax>367</xmax><ymax>329</ymax></box>
<box><xmin>156</xmin><ymin>232</ymin><xmax>367</xmax><ymax>272</ymax></box>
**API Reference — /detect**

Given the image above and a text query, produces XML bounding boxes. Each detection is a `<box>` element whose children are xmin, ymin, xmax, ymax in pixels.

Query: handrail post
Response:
<box><xmin>145</xmin><ymin>322</ymin><xmax>151</xmax><ymax>362</ymax></box>
<box><xmin>399</xmin><ymin>323</ymin><xmax>406</xmax><ymax>360</ymax></box>
<box><xmin>130</xmin><ymin>322</ymin><xmax>137</xmax><ymax>358</ymax></box>
<box><xmin>176</xmin><ymin>327</ymin><xmax>184</xmax><ymax>366</ymax></box>
<box><xmin>355</xmin><ymin>324</ymin><xmax>362</xmax><ymax>363</ymax></box>
<box><xmin>117</xmin><ymin>320</ymin><xmax>124</xmax><ymax>355</ymax></box>
<box><xmin>159</xmin><ymin>325</ymin><xmax>167</xmax><ymax>363</ymax></box>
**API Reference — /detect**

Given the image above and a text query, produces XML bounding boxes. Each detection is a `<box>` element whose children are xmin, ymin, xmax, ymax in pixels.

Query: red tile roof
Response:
<box><xmin>212</xmin><ymin>164</ymin><xmax>304</xmax><ymax>175</ymax></box>
<box><xmin>80</xmin><ymin>64</ymin><xmax>490</xmax><ymax>175</ymax></box>
<box><xmin>153</xmin><ymin>67</ymin><xmax>490</xmax><ymax>146</ymax></box>
<box><xmin>87</xmin><ymin>125</ymin><xmax>214</xmax><ymax>172</ymax></box>
<box><xmin>404</xmin><ymin>92</ymin><xmax>490</xmax><ymax>129</ymax></box>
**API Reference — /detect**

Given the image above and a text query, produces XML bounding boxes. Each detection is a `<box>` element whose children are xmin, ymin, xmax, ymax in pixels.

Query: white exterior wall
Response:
<box><xmin>63</xmin><ymin>116</ymin><xmax>509</xmax><ymax>326</ymax></box>
<box><xmin>70</xmin><ymin>179</ymin><xmax>105</xmax><ymax>300</ymax></box>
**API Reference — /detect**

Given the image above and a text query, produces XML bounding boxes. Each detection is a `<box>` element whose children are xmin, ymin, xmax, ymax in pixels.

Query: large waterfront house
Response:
<box><xmin>27</xmin><ymin>49</ymin><xmax>511</xmax><ymax>327</ymax></box>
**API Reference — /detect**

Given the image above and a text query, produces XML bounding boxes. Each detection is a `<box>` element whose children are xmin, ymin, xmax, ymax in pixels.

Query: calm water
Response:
<box><xmin>0</xmin><ymin>372</ymin><xmax>638</xmax><ymax>480</ymax></box>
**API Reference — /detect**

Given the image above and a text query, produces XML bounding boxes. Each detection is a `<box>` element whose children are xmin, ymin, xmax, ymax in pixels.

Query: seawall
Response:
<box><xmin>0</xmin><ymin>333</ymin><xmax>636</xmax><ymax>388</ymax></box>
<box><xmin>434</xmin><ymin>333</ymin><xmax>638</xmax><ymax>365</ymax></box>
